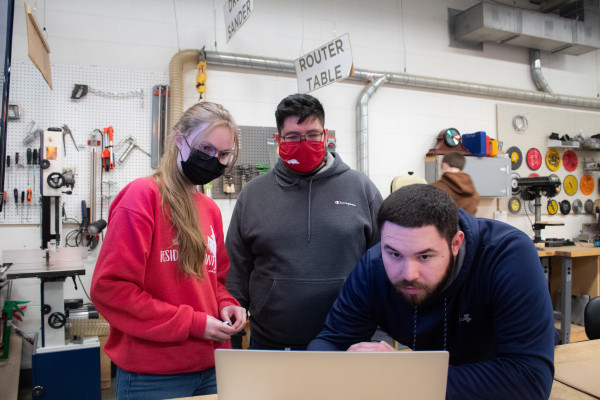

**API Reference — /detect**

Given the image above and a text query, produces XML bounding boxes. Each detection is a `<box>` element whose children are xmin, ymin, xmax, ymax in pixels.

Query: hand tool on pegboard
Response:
<box><xmin>101</xmin><ymin>126</ymin><xmax>115</xmax><ymax>172</ymax></box>
<box><xmin>116</xmin><ymin>137</ymin><xmax>151</xmax><ymax>164</ymax></box>
<box><xmin>5</xmin><ymin>155</ymin><xmax>9</xmax><ymax>189</ymax></box>
<box><xmin>32</xmin><ymin>148</ymin><xmax>38</xmax><ymax>196</ymax></box>
<box><xmin>62</xmin><ymin>124</ymin><xmax>79</xmax><ymax>156</ymax></box>
<box><xmin>27</xmin><ymin>148</ymin><xmax>32</xmax><ymax>186</ymax></box>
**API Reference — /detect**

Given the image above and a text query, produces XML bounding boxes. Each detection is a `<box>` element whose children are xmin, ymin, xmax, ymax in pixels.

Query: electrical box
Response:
<box><xmin>424</xmin><ymin>155</ymin><xmax>511</xmax><ymax>197</ymax></box>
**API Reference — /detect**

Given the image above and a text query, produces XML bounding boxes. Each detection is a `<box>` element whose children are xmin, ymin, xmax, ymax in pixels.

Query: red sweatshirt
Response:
<box><xmin>91</xmin><ymin>177</ymin><xmax>239</xmax><ymax>374</ymax></box>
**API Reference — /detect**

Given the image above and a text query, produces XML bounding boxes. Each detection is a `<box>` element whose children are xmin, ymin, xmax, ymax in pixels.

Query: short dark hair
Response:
<box><xmin>275</xmin><ymin>93</ymin><xmax>325</xmax><ymax>132</ymax></box>
<box><xmin>377</xmin><ymin>184</ymin><xmax>459</xmax><ymax>244</ymax></box>
<box><xmin>442</xmin><ymin>152</ymin><xmax>466</xmax><ymax>170</ymax></box>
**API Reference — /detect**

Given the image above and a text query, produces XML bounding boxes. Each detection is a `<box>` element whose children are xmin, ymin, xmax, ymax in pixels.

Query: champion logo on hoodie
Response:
<box><xmin>335</xmin><ymin>200</ymin><xmax>356</xmax><ymax>207</ymax></box>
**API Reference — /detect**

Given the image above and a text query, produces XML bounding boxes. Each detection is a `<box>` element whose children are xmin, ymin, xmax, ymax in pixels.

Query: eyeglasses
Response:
<box><xmin>197</xmin><ymin>144</ymin><xmax>234</xmax><ymax>164</ymax></box>
<box><xmin>279</xmin><ymin>131</ymin><xmax>324</xmax><ymax>146</ymax></box>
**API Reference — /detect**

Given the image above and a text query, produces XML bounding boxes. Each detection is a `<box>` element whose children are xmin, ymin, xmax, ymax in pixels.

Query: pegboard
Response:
<box><xmin>497</xmin><ymin>103</ymin><xmax>600</xmax><ymax>218</ymax></box>
<box><xmin>211</xmin><ymin>125</ymin><xmax>278</xmax><ymax>200</ymax></box>
<box><xmin>2</xmin><ymin>60</ymin><xmax>167</xmax><ymax>233</ymax></box>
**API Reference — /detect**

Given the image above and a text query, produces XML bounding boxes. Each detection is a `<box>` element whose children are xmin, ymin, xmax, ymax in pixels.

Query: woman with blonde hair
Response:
<box><xmin>91</xmin><ymin>102</ymin><xmax>246</xmax><ymax>399</ymax></box>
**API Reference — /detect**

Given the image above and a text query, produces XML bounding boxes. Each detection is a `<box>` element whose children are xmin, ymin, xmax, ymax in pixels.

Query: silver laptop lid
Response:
<box><xmin>215</xmin><ymin>349</ymin><xmax>449</xmax><ymax>400</ymax></box>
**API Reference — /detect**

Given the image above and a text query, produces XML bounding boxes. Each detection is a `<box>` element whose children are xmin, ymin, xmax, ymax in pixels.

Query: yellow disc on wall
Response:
<box><xmin>545</xmin><ymin>149</ymin><xmax>561</xmax><ymax>171</ymax></box>
<box><xmin>547</xmin><ymin>199</ymin><xmax>558</xmax><ymax>215</ymax></box>
<box><xmin>563</xmin><ymin>175</ymin><xmax>578</xmax><ymax>196</ymax></box>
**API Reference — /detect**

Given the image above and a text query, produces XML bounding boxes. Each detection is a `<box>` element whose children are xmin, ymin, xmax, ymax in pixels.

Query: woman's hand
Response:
<box><xmin>220</xmin><ymin>305</ymin><xmax>247</xmax><ymax>333</ymax></box>
<box><xmin>204</xmin><ymin>315</ymin><xmax>236</xmax><ymax>342</ymax></box>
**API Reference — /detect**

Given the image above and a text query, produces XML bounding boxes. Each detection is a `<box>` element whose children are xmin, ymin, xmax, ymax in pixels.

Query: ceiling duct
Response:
<box><xmin>451</xmin><ymin>0</ymin><xmax>600</xmax><ymax>55</ymax></box>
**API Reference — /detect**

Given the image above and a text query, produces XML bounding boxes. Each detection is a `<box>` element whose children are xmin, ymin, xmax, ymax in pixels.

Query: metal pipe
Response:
<box><xmin>356</xmin><ymin>75</ymin><xmax>387</xmax><ymax>176</ymax></box>
<box><xmin>529</xmin><ymin>49</ymin><xmax>554</xmax><ymax>96</ymax></box>
<box><xmin>197</xmin><ymin>50</ymin><xmax>600</xmax><ymax>109</ymax></box>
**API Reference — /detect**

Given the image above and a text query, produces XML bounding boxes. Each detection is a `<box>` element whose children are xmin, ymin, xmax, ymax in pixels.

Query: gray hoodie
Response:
<box><xmin>226</xmin><ymin>152</ymin><xmax>383</xmax><ymax>348</ymax></box>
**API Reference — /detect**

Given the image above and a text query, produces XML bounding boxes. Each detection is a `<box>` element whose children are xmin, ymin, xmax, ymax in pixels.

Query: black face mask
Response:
<box><xmin>180</xmin><ymin>149</ymin><xmax>226</xmax><ymax>186</ymax></box>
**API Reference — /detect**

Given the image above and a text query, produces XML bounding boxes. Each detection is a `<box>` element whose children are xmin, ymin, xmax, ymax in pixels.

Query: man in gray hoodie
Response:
<box><xmin>226</xmin><ymin>93</ymin><xmax>383</xmax><ymax>350</ymax></box>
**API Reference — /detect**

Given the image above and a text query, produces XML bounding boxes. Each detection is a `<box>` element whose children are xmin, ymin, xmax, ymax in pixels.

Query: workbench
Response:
<box><xmin>537</xmin><ymin>245</ymin><xmax>600</xmax><ymax>344</ymax></box>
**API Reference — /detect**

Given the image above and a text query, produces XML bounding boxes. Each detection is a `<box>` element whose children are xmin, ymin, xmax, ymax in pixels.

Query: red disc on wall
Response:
<box><xmin>563</xmin><ymin>150</ymin><xmax>578</xmax><ymax>172</ymax></box>
<box><xmin>526</xmin><ymin>148</ymin><xmax>542</xmax><ymax>170</ymax></box>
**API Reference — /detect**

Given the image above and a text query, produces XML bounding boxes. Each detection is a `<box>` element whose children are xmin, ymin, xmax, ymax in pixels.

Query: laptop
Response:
<box><xmin>215</xmin><ymin>349</ymin><xmax>449</xmax><ymax>400</ymax></box>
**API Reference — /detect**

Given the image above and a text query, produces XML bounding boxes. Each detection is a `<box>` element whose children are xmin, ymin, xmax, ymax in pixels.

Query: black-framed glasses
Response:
<box><xmin>280</xmin><ymin>131</ymin><xmax>324</xmax><ymax>146</ymax></box>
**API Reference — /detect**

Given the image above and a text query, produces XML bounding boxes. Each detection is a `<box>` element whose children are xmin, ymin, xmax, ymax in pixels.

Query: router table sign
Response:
<box><xmin>294</xmin><ymin>34</ymin><xmax>354</xmax><ymax>93</ymax></box>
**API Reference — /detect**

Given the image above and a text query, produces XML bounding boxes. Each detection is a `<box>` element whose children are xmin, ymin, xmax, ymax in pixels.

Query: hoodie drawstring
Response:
<box><xmin>307</xmin><ymin>177</ymin><xmax>314</xmax><ymax>242</ymax></box>
<box><xmin>413</xmin><ymin>305</ymin><xmax>418</xmax><ymax>351</ymax></box>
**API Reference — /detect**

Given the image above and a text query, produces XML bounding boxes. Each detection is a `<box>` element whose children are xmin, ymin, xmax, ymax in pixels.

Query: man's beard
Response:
<box><xmin>393</xmin><ymin>245</ymin><xmax>456</xmax><ymax>307</ymax></box>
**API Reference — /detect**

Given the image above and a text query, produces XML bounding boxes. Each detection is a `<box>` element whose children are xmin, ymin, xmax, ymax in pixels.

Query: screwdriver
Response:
<box><xmin>6</xmin><ymin>155</ymin><xmax>9</xmax><ymax>188</ymax></box>
<box><xmin>14</xmin><ymin>152</ymin><xmax>19</xmax><ymax>187</ymax></box>
<box><xmin>27</xmin><ymin>148</ymin><xmax>32</xmax><ymax>185</ymax></box>
<box><xmin>32</xmin><ymin>149</ymin><xmax>38</xmax><ymax>195</ymax></box>
<box><xmin>13</xmin><ymin>188</ymin><xmax>18</xmax><ymax>217</ymax></box>
<box><xmin>2</xmin><ymin>191</ymin><xmax>6</xmax><ymax>219</ymax></box>
<box><xmin>20</xmin><ymin>190</ymin><xmax>24</xmax><ymax>223</ymax></box>
<box><xmin>26</xmin><ymin>188</ymin><xmax>31</xmax><ymax>221</ymax></box>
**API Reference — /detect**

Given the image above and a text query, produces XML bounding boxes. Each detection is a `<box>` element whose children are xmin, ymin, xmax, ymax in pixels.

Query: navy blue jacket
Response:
<box><xmin>308</xmin><ymin>210</ymin><xmax>555</xmax><ymax>400</ymax></box>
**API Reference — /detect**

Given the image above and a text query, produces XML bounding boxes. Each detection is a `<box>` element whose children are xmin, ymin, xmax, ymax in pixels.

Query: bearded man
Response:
<box><xmin>308</xmin><ymin>184</ymin><xmax>555</xmax><ymax>400</ymax></box>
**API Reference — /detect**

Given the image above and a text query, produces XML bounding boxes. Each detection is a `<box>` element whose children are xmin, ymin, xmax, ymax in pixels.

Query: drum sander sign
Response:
<box><xmin>294</xmin><ymin>34</ymin><xmax>354</xmax><ymax>93</ymax></box>
<box><xmin>224</xmin><ymin>0</ymin><xmax>253</xmax><ymax>43</ymax></box>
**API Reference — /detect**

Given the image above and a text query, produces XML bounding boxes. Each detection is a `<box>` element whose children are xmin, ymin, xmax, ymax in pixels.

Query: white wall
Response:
<box><xmin>3</xmin><ymin>0</ymin><xmax>600</xmax><ymax>336</ymax></box>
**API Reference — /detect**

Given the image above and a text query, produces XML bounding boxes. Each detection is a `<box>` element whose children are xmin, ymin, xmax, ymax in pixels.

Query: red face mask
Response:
<box><xmin>278</xmin><ymin>138</ymin><xmax>326</xmax><ymax>173</ymax></box>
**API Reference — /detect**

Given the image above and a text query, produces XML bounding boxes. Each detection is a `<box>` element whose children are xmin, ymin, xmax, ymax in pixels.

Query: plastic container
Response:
<box><xmin>462</xmin><ymin>131</ymin><xmax>487</xmax><ymax>157</ymax></box>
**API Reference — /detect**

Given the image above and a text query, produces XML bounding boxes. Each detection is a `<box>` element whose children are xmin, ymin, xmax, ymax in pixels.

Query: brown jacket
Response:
<box><xmin>431</xmin><ymin>171</ymin><xmax>480</xmax><ymax>215</ymax></box>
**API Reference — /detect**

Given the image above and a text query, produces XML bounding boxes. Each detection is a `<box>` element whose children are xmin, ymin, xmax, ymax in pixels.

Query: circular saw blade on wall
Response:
<box><xmin>507</xmin><ymin>146</ymin><xmax>522</xmax><ymax>170</ymax></box>
<box><xmin>580</xmin><ymin>175</ymin><xmax>594</xmax><ymax>196</ymax></box>
<box><xmin>526</xmin><ymin>148</ymin><xmax>542</xmax><ymax>170</ymax></box>
<box><xmin>563</xmin><ymin>150</ymin><xmax>578</xmax><ymax>172</ymax></box>
<box><xmin>545</xmin><ymin>149</ymin><xmax>561</xmax><ymax>171</ymax></box>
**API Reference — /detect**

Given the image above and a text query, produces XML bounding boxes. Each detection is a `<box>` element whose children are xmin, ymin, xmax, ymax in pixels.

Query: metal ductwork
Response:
<box><xmin>169</xmin><ymin>50</ymin><xmax>600</xmax><ymax>111</ymax></box>
<box><xmin>356</xmin><ymin>75</ymin><xmax>387</xmax><ymax>175</ymax></box>
<box><xmin>530</xmin><ymin>48</ymin><xmax>555</xmax><ymax>95</ymax></box>
<box><xmin>167</xmin><ymin>49</ymin><xmax>600</xmax><ymax>175</ymax></box>
<box><xmin>451</xmin><ymin>0</ymin><xmax>600</xmax><ymax>55</ymax></box>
